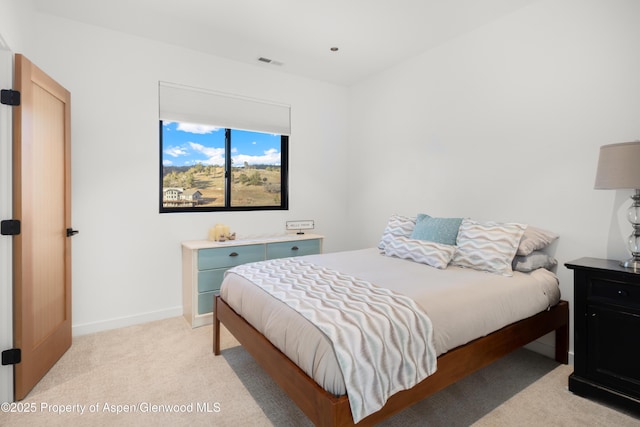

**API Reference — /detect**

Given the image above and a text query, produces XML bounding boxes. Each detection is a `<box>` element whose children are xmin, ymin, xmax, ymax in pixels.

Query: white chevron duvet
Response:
<box><xmin>220</xmin><ymin>247</ymin><xmax>560</xmax><ymax>421</ymax></box>
<box><xmin>226</xmin><ymin>257</ymin><xmax>437</xmax><ymax>422</ymax></box>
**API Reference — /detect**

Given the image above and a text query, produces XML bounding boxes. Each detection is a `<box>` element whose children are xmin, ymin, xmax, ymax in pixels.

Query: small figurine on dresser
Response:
<box><xmin>208</xmin><ymin>224</ymin><xmax>236</xmax><ymax>241</ymax></box>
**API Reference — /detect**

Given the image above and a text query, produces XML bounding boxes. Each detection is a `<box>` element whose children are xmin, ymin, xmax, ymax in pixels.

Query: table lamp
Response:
<box><xmin>594</xmin><ymin>141</ymin><xmax>640</xmax><ymax>269</ymax></box>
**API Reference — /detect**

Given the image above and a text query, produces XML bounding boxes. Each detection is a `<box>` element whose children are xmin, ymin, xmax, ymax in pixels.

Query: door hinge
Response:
<box><xmin>0</xmin><ymin>89</ymin><xmax>20</xmax><ymax>106</ymax></box>
<box><xmin>1</xmin><ymin>348</ymin><xmax>21</xmax><ymax>365</ymax></box>
<box><xmin>1</xmin><ymin>219</ymin><xmax>20</xmax><ymax>236</ymax></box>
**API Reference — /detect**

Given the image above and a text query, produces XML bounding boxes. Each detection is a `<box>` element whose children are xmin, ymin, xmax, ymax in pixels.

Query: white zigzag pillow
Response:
<box><xmin>452</xmin><ymin>219</ymin><xmax>526</xmax><ymax>276</ymax></box>
<box><xmin>384</xmin><ymin>235</ymin><xmax>456</xmax><ymax>269</ymax></box>
<box><xmin>378</xmin><ymin>214</ymin><xmax>416</xmax><ymax>250</ymax></box>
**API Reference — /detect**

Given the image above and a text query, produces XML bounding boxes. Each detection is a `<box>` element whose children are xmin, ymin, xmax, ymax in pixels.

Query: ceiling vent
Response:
<box><xmin>258</xmin><ymin>57</ymin><xmax>283</xmax><ymax>66</ymax></box>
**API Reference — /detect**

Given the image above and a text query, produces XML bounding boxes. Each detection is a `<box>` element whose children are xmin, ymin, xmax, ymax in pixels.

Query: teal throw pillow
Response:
<box><xmin>410</xmin><ymin>214</ymin><xmax>463</xmax><ymax>246</ymax></box>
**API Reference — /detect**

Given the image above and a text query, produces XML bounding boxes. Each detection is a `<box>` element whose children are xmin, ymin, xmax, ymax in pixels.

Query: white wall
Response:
<box><xmin>348</xmin><ymin>0</ymin><xmax>640</xmax><ymax>357</ymax></box>
<box><xmin>0</xmin><ymin>47</ymin><xmax>14</xmax><ymax>406</ymax></box>
<box><xmin>0</xmin><ymin>0</ymin><xmax>350</xmax><ymax>334</ymax></box>
<box><xmin>0</xmin><ymin>0</ymin><xmax>37</xmax><ymax>404</ymax></box>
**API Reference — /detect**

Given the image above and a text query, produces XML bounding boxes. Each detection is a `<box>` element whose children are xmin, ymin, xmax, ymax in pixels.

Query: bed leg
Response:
<box><xmin>554</xmin><ymin>302</ymin><xmax>569</xmax><ymax>364</ymax></box>
<box><xmin>213</xmin><ymin>296</ymin><xmax>221</xmax><ymax>356</ymax></box>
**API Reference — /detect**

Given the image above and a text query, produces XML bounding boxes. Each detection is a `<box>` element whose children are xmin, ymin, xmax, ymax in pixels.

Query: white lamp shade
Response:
<box><xmin>594</xmin><ymin>141</ymin><xmax>640</xmax><ymax>189</ymax></box>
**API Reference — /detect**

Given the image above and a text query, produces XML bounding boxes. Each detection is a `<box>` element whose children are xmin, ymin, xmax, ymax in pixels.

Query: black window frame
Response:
<box><xmin>159</xmin><ymin>120</ymin><xmax>289</xmax><ymax>213</ymax></box>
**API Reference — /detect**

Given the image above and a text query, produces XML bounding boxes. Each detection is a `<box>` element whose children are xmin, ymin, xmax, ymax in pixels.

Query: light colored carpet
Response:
<box><xmin>0</xmin><ymin>316</ymin><xmax>637</xmax><ymax>426</ymax></box>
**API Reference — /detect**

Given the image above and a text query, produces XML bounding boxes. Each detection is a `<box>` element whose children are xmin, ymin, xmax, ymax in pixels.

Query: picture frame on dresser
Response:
<box><xmin>182</xmin><ymin>234</ymin><xmax>323</xmax><ymax>327</ymax></box>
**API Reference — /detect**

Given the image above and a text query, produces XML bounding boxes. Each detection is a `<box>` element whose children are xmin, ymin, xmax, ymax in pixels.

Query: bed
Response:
<box><xmin>213</xmin><ymin>217</ymin><xmax>569</xmax><ymax>426</ymax></box>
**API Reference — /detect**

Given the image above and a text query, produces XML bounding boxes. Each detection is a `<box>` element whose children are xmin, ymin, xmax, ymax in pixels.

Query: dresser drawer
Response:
<box><xmin>589</xmin><ymin>277</ymin><xmax>640</xmax><ymax>308</ymax></box>
<box><xmin>197</xmin><ymin>291</ymin><xmax>216</xmax><ymax>315</ymax></box>
<box><xmin>183</xmin><ymin>235</ymin><xmax>323</xmax><ymax>328</ymax></box>
<box><xmin>198</xmin><ymin>244</ymin><xmax>264</xmax><ymax>270</ymax></box>
<box><xmin>197</xmin><ymin>269</ymin><xmax>225</xmax><ymax>293</ymax></box>
<box><xmin>267</xmin><ymin>239</ymin><xmax>321</xmax><ymax>259</ymax></box>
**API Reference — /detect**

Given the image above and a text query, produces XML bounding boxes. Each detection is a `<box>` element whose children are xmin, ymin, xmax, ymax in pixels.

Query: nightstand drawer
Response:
<box><xmin>267</xmin><ymin>239</ymin><xmax>321</xmax><ymax>259</ymax></box>
<box><xmin>198</xmin><ymin>244</ymin><xmax>264</xmax><ymax>270</ymax></box>
<box><xmin>589</xmin><ymin>278</ymin><xmax>640</xmax><ymax>307</ymax></box>
<box><xmin>197</xmin><ymin>269</ymin><xmax>225</xmax><ymax>293</ymax></box>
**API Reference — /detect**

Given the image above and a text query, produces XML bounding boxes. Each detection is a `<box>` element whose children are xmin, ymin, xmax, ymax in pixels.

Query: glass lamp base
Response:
<box><xmin>622</xmin><ymin>191</ymin><xmax>640</xmax><ymax>273</ymax></box>
<box><xmin>620</xmin><ymin>257</ymin><xmax>640</xmax><ymax>272</ymax></box>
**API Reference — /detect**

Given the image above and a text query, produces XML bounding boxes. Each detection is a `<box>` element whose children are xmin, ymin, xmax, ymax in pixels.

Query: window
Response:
<box><xmin>158</xmin><ymin>81</ymin><xmax>290</xmax><ymax>213</ymax></box>
<box><xmin>160</xmin><ymin>121</ymin><xmax>288</xmax><ymax>212</ymax></box>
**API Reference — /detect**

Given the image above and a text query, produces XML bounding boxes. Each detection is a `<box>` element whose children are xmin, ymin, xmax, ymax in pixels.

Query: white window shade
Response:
<box><xmin>159</xmin><ymin>81</ymin><xmax>291</xmax><ymax>136</ymax></box>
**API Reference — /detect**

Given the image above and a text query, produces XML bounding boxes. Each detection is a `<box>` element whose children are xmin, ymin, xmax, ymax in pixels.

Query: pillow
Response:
<box><xmin>378</xmin><ymin>214</ymin><xmax>416</xmax><ymax>250</ymax></box>
<box><xmin>384</xmin><ymin>235</ymin><xmax>455</xmax><ymax>269</ymax></box>
<box><xmin>452</xmin><ymin>219</ymin><xmax>526</xmax><ymax>276</ymax></box>
<box><xmin>517</xmin><ymin>226</ymin><xmax>559</xmax><ymax>256</ymax></box>
<box><xmin>410</xmin><ymin>214</ymin><xmax>463</xmax><ymax>246</ymax></box>
<box><xmin>512</xmin><ymin>251</ymin><xmax>557</xmax><ymax>272</ymax></box>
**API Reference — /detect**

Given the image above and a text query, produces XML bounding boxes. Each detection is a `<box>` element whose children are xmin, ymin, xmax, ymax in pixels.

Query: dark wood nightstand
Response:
<box><xmin>565</xmin><ymin>257</ymin><xmax>640</xmax><ymax>413</ymax></box>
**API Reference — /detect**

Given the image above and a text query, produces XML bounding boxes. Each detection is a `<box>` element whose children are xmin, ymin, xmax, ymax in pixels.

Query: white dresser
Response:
<box><xmin>181</xmin><ymin>234</ymin><xmax>323</xmax><ymax>327</ymax></box>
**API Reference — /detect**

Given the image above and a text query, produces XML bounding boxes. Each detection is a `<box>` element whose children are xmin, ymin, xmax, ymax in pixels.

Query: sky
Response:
<box><xmin>162</xmin><ymin>121</ymin><xmax>281</xmax><ymax>167</ymax></box>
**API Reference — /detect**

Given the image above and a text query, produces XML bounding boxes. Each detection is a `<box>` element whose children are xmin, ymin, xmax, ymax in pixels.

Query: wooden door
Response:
<box><xmin>12</xmin><ymin>54</ymin><xmax>72</xmax><ymax>400</ymax></box>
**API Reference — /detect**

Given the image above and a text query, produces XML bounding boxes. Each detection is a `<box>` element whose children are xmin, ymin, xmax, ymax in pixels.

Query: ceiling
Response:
<box><xmin>33</xmin><ymin>0</ymin><xmax>538</xmax><ymax>86</ymax></box>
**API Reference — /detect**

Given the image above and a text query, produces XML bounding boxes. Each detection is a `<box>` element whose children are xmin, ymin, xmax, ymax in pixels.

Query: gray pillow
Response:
<box><xmin>517</xmin><ymin>226</ymin><xmax>558</xmax><ymax>256</ymax></box>
<box><xmin>512</xmin><ymin>251</ymin><xmax>557</xmax><ymax>272</ymax></box>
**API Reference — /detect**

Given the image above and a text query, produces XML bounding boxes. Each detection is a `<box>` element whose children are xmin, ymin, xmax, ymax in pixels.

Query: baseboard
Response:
<box><xmin>72</xmin><ymin>306</ymin><xmax>183</xmax><ymax>336</ymax></box>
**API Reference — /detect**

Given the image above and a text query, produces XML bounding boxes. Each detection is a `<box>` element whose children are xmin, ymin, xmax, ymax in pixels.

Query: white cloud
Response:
<box><xmin>189</xmin><ymin>142</ymin><xmax>225</xmax><ymax>165</ymax></box>
<box><xmin>177</xmin><ymin>123</ymin><xmax>220</xmax><ymax>134</ymax></box>
<box><xmin>164</xmin><ymin>146</ymin><xmax>188</xmax><ymax>157</ymax></box>
<box><xmin>163</xmin><ymin>159</ymin><xmax>173</xmax><ymax>166</ymax></box>
<box><xmin>233</xmin><ymin>148</ymin><xmax>281</xmax><ymax>166</ymax></box>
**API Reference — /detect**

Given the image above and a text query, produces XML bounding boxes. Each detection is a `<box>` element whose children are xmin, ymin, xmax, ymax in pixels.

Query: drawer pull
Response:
<box><xmin>291</xmin><ymin>246</ymin><xmax>299</xmax><ymax>251</ymax></box>
<box><xmin>229</xmin><ymin>252</ymin><xmax>239</xmax><ymax>257</ymax></box>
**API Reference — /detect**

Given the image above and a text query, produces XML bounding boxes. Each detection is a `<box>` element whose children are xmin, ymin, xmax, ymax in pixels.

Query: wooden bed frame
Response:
<box><xmin>214</xmin><ymin>295</ymin><xmax>569</xmax><ymax>426</ymax></box>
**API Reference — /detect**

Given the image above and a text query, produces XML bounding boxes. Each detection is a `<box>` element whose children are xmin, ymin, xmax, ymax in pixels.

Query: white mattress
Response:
<box><xmin>220</xmin><ymin>247</ymin><xmax>560</xmax><ymax>396</ymax></box>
